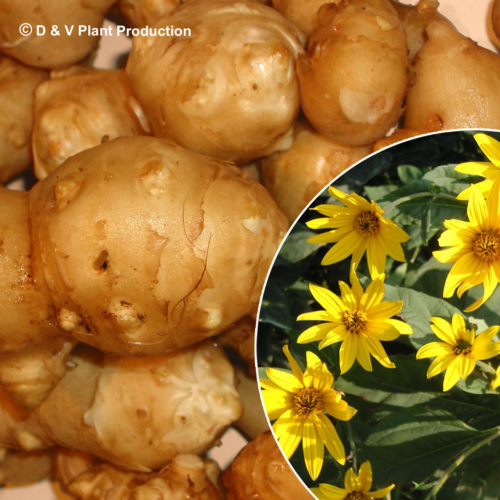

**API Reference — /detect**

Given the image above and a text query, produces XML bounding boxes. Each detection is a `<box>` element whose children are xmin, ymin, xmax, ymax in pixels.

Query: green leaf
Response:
<box><xmin>364</xmin><ymin>408</ymin><xmax>485</xmax><ymax>484</ymax></box>
<box><xmin>383</xmin><ymin>284</ymin><xmax>464</xmax><ymax>349</ymax></box>
<box><xmin>259</xmin><ymin>281</ymin><xmax>294</xmax><ymax>330</ymax></box>
<box><xmin>277</xmin><ymin>224</ymin><xmax>319</xmax><ymax>264</ymax></box>
<box><xmin>396</xmin><ymin>194</ymin><xmax>466</xmax><ymax>245</ymax></box>
<box><xmin>422</xmin><ymin>164</ymin><xmax>479</xmax><ymax>197</ymax></box>
<box><xmin>439</xmin><ymin>439</ymin><xmax>500</xmax><ymax>500</ymax></box>
<box><xmin>404</xmin><ymin>259</ymin><xmax>451</xmax><ymax>295</ymax></box>
<box><xmin>364</xmin><ymin>184</ymin><xmax>399</xmax><ymax>203</ymax></box>
<box><xmin>398</xmin><ymin>165</ymin><xmax>425</xmax><ymax>183</ymax></box>
<box><xmin>335</xmin><ymin>354</ymin><xmax>439</xmax><ymax>408</ymax></box>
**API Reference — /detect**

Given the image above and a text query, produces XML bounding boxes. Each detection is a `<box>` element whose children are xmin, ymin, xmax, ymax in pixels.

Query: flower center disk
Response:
<box><xmin>345</xmin><ymin>492</ymin><xmax>369</xmax><ymax>500</ymax></box>
<box><xmin>355</xmin><ymin>210</ymin><xmax>380</xmax><ymax>235</ymax></box>
<box><xmin>472</xmin><ymin>229</ymin><xmax>500</xmax><ymax>262</ymax></box>
<box><xmin>293</xmin><ymin>387</ymin><xmax>324</xmax><ymax>417</ymax></box>
<box><xmin>342</xmin><ymin>310</ymin><xmax>368</xmax><ymax>334</ymax></box>
<box><xmin>453</xmin><ymin>338</ymin><xmax>472</xmax><ymax>355</ymax></box>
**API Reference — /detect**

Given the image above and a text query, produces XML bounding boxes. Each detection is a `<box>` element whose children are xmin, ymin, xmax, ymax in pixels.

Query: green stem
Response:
<box><xmin>423</xmin><ymin>427</ymin><xmax>500</xmax><ymax>500</ymax></box>
<box><xmin>476</xmin><ymin>360</ymin><xmax>497</xmax><ymax>376</ymax></box>
<box><xmin>409</xmin><ymin>245</ymin><xmax>420</xmax><ymax>264</ymax></box>
<box><xmin>346</xmin><ymin>421</ymin><xmax>357</xmax><ymax>472</ymax></box>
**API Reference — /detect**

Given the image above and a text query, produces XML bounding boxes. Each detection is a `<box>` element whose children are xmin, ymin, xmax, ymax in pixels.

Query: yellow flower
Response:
<box><xmin>306</xmin><ymin>186</ymin><xmax>410</xmax><ymax>278</ymax></box>
<box><xmin>491</xmin><ymin>364</ymin><xmax>500</xmax><ymax>390</ymax></box>
<box><xmin>416</xmin><ymin>314</ymin><xmax>500</xmax><ymax>392</ymax></box>
<box><xmin>260</xmin><ymin>345</ymin><xmax>356</xmax><ymax>480</ymax></box>
<box><xmin>455</xmin><ymin>133</ymin><xmax>500</xmax><ymax>200</ymax></box>
<box><xmin>312</xmin><ymin>460</ymin><xmax>395</xmax><ymax>500</ymax></box>
<box><xmin>433</xmin><ymin>180</ymin><xmax>500</xmax><ymax>312</ymax></box>
<box><xmin>297</xmin><ymin>272</ymin><xmax>412</xmax><ymax>374</ymax></box>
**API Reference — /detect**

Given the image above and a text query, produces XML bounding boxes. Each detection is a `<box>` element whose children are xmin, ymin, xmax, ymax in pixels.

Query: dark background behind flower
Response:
<box><xmin>257</xmin><ymin>130</ymin><xmax>500</xmax><ymax>500</ymax></box>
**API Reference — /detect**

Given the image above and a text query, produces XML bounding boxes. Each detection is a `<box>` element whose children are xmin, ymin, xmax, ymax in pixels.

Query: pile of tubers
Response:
<box><xmin>0</xmin><ymin>0</ymin><xmax>499</xmax><ymax>498</ymax></box>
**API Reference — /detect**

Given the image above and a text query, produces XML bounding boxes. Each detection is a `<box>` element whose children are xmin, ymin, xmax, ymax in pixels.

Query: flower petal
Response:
<box><xmin>370</xmin><ymin>485</ymin><xmax>396</xmax><ymax>498</ymax></box>
<box><xmin>443</xmin><ymin>358</ymin><xmax>462</xmax><ymax>391</ymax></box>
<box><xmin>416</xmin><ymin>341</ymin><xmax>452</xmax><ymax>359</ymax></box>
<box><xmin>297</xmin><ymin>323</ymin><xmax>334</xmax><ymax>344</ymax></box>
<box><xmin>309</xmin><ymin>283</ymin><xmax>346</xmax><ymax>314</ymax></box>
<box><xmin>475</xmin><ymin>133</ymin><xmax>500</xmax><ymax>165</ymax></box>
<box><xmin>367</xmin><ymin>300</ymin><xmax>403</xmax><ymax>320</ymax></box>
<box><xmin>339</xmin><ymin>334</ymin><xmax>358</xmax><ymax>374</ymax></box>
<box><xmin>273</xmin><ymin>410</ymin><xmax>302</xmax><ymax>458</ymax></box>
<box><xmin>318</xmin><ymin>327</ymin><xmax>347</xmax><ymax>349</ymax></box>
<box><xmin>321</xmin><ymin>231</ymin><xmax>364</xmax><ymax>266</ymax></box>
<box><xmin>323</xmin><ymin>392</ymin><xmax>357</xmax><ymax>421</ymax></box>
<box><xmin>364</xmin><ymin>336</ymin><xmax>395</xmax><ymax>369</ymax></box>
<box><xmin>266</xmin><ymin>367</ymin><xmax>302</xmax><ymax>392</ymax></box>
<box><xmin>366</xmin><ymin>237</ymin><xmax>387</xmax><ymax>278</ymax></box>
<box><xmin>261</xmin><ymin>387</ymin><xmax>290</xmax><ymax>420</ymax></box>
<box><xmin>430</xmin><ymin>316</ymin><xmax>458</xmax><ymax>345</ymax></box>
<box><xmin>302</xmin><ymin>417</ymin><xmax>324</xmax><ymax>480</ymax></box>
<box><xmin>344</xmin><ymin>467</ymin><xmax>360</xmax><ymax>491</ymax></box>
<box><xmin>338</xmin><ymin>281</ymin><xmax>359</xmax><ymax>310</ymax></box>
<box><xmin>426</xmin><ymin>353</ymin><xmax>455</xmax><ymax>378</ymax></box>
<box><xmin>467</xmin><ymin>184</ymin><xmax>489</xmax><ymax>227</ymax></box>
<box><xmin>282</xmin><ymin>344</ymin><xmax>304</xmax><ymax>381</ymax></box>
<box><xmin>361</xmin><ymin>276</ymin><xmax>386</xmax><ymax>310</ymax></box>
<box><xmin>458</xmin><ymin>356</ymin><xmax>476</xmax><ymax>379</ymax></box>
<box><xmin>358</xmin><ymin>461</ymin><xmax>373</xmax><ymax>491</ymax></box>
<box><xmin>297</xmin><ymin>310</ymin><xmax>335</xmax><ymax>322</ymax></box>
<box><xmin>356</xmin><ymin>337</ymin><xmax>373</xmax><ymax>371</ymax></box>
<box><xmin>316</xmin><ymin>413</ymin><xmax>346</xmax><ymax>464</ymax></box>
<box><xmin>307</xmin><ymin>230</ymin><xmax>338</xmax><ymax>244</ymax></box>
<box><xmin>312</xmin><ymin>484</ymin><xmax>347</xmax><ymax>500</ymax></box>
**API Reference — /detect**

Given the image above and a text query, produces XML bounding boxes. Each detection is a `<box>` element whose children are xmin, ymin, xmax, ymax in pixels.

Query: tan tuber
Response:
<box><xmin>0</xmin><ymin>0</ymin><xmax>115</xmax><ymax>69</ymax></box>
<box><xmin>29</xmin><ymin>136</ymin><xmax>288</xmax><ymax>355</ymax></box>
<box><xmin>260</xmin><ymin>123</ymin><xmax>371</xmax><ymax>221</ymax></box>
<box><xmin>404</xmin><ymin>18</ymin><xmax>500</xmax><ymax>131</ymax></box>
<box><xmin>222</xmin><ymin>431</ymin><xmax>313</xmax><ymax>500</ymax></box>
<box><xmin>297</xmin><ymin>0</ymin><xmax>408</xmax><ymax>146</ymax></box>
<box><xmin>0</xmin><ymin>56</ymin><xmax>46</xmax><ymax>183</ymax></box>
<box><xmin>32</xmin><ymin>67</ymin><xmax>150</xmax><ymax>180</ymax></box>
<box><xmin>126</xmin><ymin>0</ymin><xmax>305</xmax><ymax>163</ymax></box>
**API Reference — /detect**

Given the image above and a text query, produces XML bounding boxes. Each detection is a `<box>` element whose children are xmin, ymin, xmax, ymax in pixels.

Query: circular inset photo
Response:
<box><xmin>257</xmin><ymin>130</ymin><xmax>500</xmax><ymax>500</ymax></box>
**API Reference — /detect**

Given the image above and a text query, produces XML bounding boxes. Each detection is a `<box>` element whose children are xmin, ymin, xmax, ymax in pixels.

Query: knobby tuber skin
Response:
<box><xmin>37</xmin><ymin>343</ymin><xmax>242</xmax><ymax>472</ymax></box>
<box><xmin>118</xmin><ymin>0</ymin><xmax>182</xmax><ymax>28</ymax></box>
<box><xmin>260</xmin><ymin>123</ymin><xmax>370</xmax><ymax>222</ymax></box>
<box><xmin>297</xmin><ymin>0</ymin><xmax>408</xmax><ymax>146</ymax></box>
<box><xmin>404</xmin><ymin>18</ymin><xmax>500</xmax><ymax>131</ymax></box>
<box><xmin>119</xmin><ymin>0</ymin><xmax>271</xmax><ymax>26</ymax></box>
<box><xmin>222</xmin><ymin>431</ymin><xmax>313</xmax><ymax>500</ymax></box>
<box><xmin>272</xmin><ymin>0</ymin><xmax>339</xmax><ymax>37</ymax></box>
<box><xmin>390</xmin><ymin>0</ymin><xmax>440</xmax><ymax>61</ymax></box>
<box><xmin>0</xmin><ymin>186</ymin><xmax>70</xmax><ymax>412</ymax></box>
<box><xmin>0</xmin><ymin>342</ymin><xmax>74</xmax><ymax>410</ymax></box>
<box><xmin>29</xmin><ymin>136</ymin><xmax>287</xmax><ymax>355</ymax></box>
<box><xmin>0</xmin><ymin>187</ymin><xmax>62</xmax><ymax>353</ymax></box>
<box><xmin>0</xmin><ymin>55</ymin><xmax>46</xmax><ymax>183</ymax></box>
<box><xmin>0</xmin><ymin>386</ymin><xmax>54</xmax><ymax>453</ymax></box>
<box><xmin>126</xmin><ymin>0</ymin><xmax>305</xmax><ymax>163</ymax></box>
<box><xmin>56</xmin><ymin>449</ymin><xmax>223</xmax><ymax>500</ymax></box>
<box><xmin>32</xmin><ymin>67</ymin><xmax>150</xmax><ymax>180</ymax></box>
<box><xmin>0</xmin><ymin>0</ymin><xmax>115</xmax><ymax>69</ymax></box>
